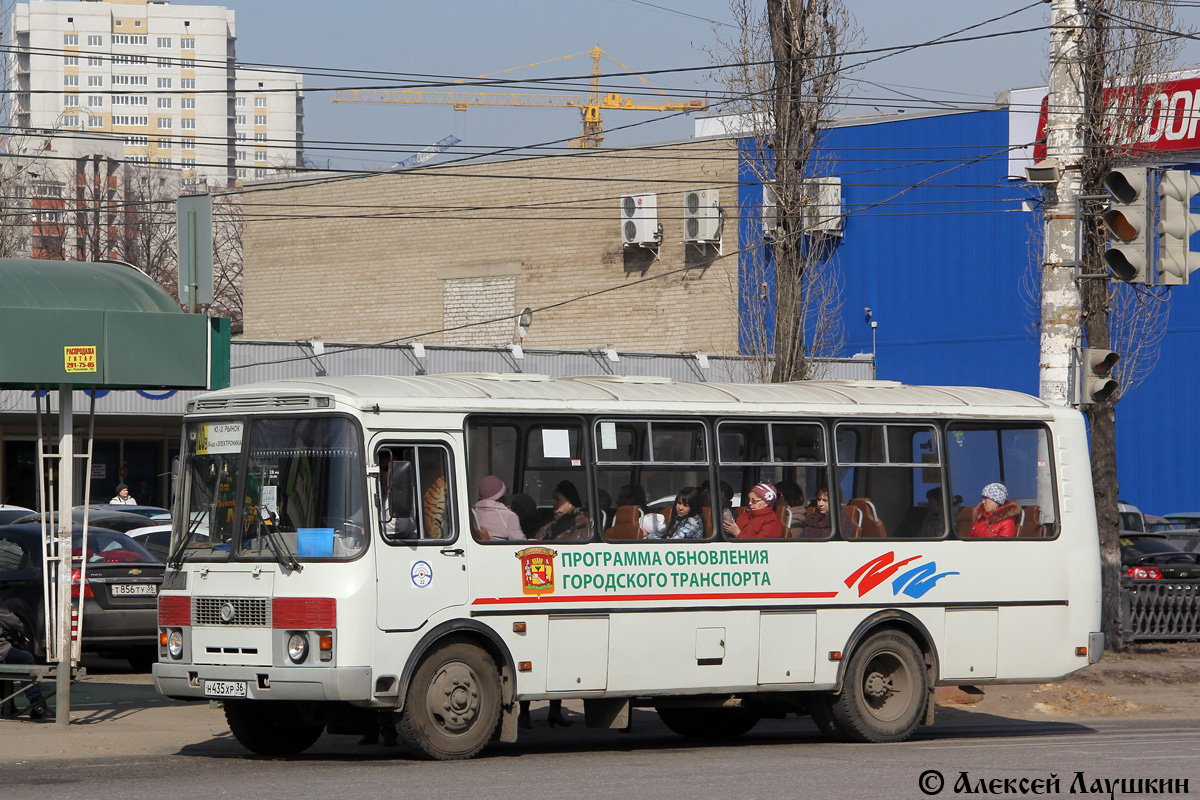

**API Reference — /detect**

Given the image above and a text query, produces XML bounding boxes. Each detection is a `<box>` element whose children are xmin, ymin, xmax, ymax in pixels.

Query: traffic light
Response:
<box><xmin>1101</xmin><ymin>167</ymin><xmax>1151</xmax><ymax>284</ymax></box>
<box><xmin>1082</xmin><ymin>348</ymin><xmax>1119</xmax><ymax>404</ymax></box>
<box><xmin>1157</xmin><ymin>169</ymin><xmax>1200</xmax><ymax>285</ymax></box>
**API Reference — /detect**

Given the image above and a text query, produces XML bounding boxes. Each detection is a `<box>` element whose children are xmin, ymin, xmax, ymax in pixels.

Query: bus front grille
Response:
<box><xmin>193</xmin><ymin>597</ymin><xmax>270</xmax><ymax>627</ymax></box>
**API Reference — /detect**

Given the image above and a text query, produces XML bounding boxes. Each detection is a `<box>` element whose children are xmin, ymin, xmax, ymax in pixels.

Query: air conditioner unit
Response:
<box><xmin>683</xmin><ymin>188</ymin><xmax>721</xmax><ymax>243</ymax></box>
<box><xmin>621</xmin><ymin>193</ymin><xmax>659</xmax><ymax>246</ymax></box>
<box><xmin>762</xmin><ymin>183</ymin><xmax>781</xmax><ymax>237</ymax></box>
<box><xmin>803</xmin><ymin>177</ymin><xmax>843</xmax><ymax>237</ymax></box>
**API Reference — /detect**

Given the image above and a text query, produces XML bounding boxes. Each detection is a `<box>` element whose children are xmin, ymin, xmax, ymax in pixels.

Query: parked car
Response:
<box><xmin>1163</xmin><ymin>512</ymin><xmax>1200</xmax><ymax>528</ymax></box>
<box><xmin>13</xmin><ymin>509</ymin><xmax>161</xmax><ymax>535</ymax></box>
<box><xmin>1119</xmin><ymin>501</ymin><xmax>1147</xmax><ymax>533</ymax></box>
<box><xmin>1120</xmin><ymin>532</ymin><xmax>1200</xmax><ymax>580</ymax></box>
<box><xmin>1145</xmin><ymin>514</ymin><xmax>1189</xmax><ymax>533</ymax></box>
<box><xmin>0</xmin><ymin>504</ymin><xmax>35</xmax><ymax>525</ymax></box>
<box><xmin>1164</xmin><ymin>529</ymin><xmax>1200</xmax><ymax>555</ymax></box>
<box><xmin>77</xmin><ymin>504</ymin><xmax>171</xmax><ymax>521</ymax></box>
<box><xmin>0</xmin><ymin>524</ymin><xmax>165</xmax><ymax>670</ymax></box>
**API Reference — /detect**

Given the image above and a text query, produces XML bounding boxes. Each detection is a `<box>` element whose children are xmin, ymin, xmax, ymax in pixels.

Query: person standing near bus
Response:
<box><xmin>970</xmin><ymin>483</ymin><xmax>1020</xmax><ymax>538</ymax></box>
<box><xmin>724</xmin><ymin>483</ymin><xmax>785</xmax><ymax>539</ymax></box>
<box><xmin>110</xmin><ymin>483</ymin><xmax>137</xmax><ymax>505</ymax></box>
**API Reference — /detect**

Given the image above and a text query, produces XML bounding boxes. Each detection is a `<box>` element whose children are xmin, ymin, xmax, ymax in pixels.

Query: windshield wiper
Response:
<box><xmin>258</xmin><ymin>509</ymin><xmax>303</xmax><ymax>573</ymax></box>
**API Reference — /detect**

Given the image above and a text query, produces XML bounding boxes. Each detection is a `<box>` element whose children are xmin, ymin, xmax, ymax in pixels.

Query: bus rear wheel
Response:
<box><xmin>829</xmin><ymin>630</ymin><xmax>927</xmax><ymax>743</ymax></box>
<box><xmin>397</xmin><ymin>641</ymin><xmax>501</xmax><ymax>760</ymax></box>
<box><xmin>224</xmin><ymin>700</ymin><xmax>323</xmax><ymax>756</ymax></box>
<box><xmin>655</xmin><ymin>706</ymin><xmax>760</xmax><ymax>741</ymax></box>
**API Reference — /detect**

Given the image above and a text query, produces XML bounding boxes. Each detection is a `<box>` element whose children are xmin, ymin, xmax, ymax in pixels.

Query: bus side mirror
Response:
<box><xmin>387</xmin><ymin>461</ymin><xmax>416</xmax><ymax>536</ymax></box>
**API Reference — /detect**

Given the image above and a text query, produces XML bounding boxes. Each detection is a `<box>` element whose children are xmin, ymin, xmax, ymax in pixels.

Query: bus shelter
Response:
<box><xmin>0</xmin><ymin>258</ymin><xmax>229</xmax><ymax>726</ymax></box>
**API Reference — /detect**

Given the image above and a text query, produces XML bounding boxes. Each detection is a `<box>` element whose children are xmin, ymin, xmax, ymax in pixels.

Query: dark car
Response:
<box><xmin>78</xmin><ymin>504</ymin><xmax>171</xmax><ymax>521</ymax></box>
<box><xmin>0</xmin><ymin>524</ymin><xmax>165</xmax><ymax>671</ymax></box>
<box><xmin>1165</xmin><ymin>529</ymin><xmax>1200</xmax><ymax>555</ymax></box>
<box><xmin>0</xmin><ymin>505</ymin><xmax>36</xmax><ymax>526</ymax></box>
<box><xmin>13</xmin><ymin>509</ymin><xmax>161</xmax><ymax>535</ymax></box>
<box><xmin>1120</xmin><ymin>532</ymin><xmax>1200</xmax><ymax>580</ymax></box>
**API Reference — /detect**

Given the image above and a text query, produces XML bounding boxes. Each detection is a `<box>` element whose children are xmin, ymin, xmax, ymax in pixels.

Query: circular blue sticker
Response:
<box><xmin>410</xmin><ymin>560</ymin><xmax>433</xmax><ymax>589</ymax></box>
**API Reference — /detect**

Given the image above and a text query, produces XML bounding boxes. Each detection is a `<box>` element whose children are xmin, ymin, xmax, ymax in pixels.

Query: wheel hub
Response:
<box><xmin>865</xmin><ymin>671</ymin><xmax>892</xmax><ymax>699</ymax></box>
<box><xmin>429</xmin><ymin>662</ymin><xmax>481</xmax><ymax>733</ymax></box>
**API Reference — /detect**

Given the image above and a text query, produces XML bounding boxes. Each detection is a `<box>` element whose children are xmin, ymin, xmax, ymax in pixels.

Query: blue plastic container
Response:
<box><xmin>296</xmin><ymin>528</ymin><xmax>335</xmax><ymax>558</ymax></box>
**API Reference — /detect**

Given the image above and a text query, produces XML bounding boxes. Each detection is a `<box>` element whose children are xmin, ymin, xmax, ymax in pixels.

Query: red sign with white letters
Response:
<box><xmin>1034</xmin><ymin>76</ymin><xmax>1200</xmax><ymax>161</ymax></box>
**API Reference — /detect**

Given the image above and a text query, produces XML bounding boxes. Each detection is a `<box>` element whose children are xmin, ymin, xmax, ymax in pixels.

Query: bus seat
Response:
<box><xmin>850</xmin><ymin>498</ymin><xmax>886</xmax><ymax>538</ymax></box>
<box><xmin>1019</xmin><ymin>505</ymin><xmax>1042</xmax><ymax>537</ymax></box>
<box><xmin>702</xmin><ymin>506</ymin><xmax>713</xmax><ymax>537</ymax></box>
<box><xmin>605</xmin><ymin>505</ymin><xmax>642</xmax><ymax>540</ymax></box>
<box><xmin>955</xmin><ymin>506</ymin><xmax>974</xmax><ymax>537</ymax></box>
<box><xmin>842</xmin><ymin>504</ymin><xmax>862</xmax><ymax>538</ymax></box>
<box><xmin>469</xmin><ymin>509</ymin><xmax>490</xmax><ymax>541</ymax></box>
<box><xmin>774</xmin><ymin>505</ymin><xmax>791</xmax><ymax>529</ymax></box>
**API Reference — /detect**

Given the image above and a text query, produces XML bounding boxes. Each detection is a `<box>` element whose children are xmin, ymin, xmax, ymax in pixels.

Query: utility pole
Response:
<box><xmin>1039</xmin><ymin>0</ymin><xmax>1085</xmax><ymax>406</ymax></box>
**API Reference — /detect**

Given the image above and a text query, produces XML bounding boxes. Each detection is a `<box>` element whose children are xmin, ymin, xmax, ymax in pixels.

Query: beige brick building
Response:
<box><xmin>242</xmin><ymin>137</ymin><xmax>743</xmax><ymax>354</ymax></box>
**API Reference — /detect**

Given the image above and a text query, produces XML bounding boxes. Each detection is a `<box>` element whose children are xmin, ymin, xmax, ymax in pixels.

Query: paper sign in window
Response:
<box><xmin>600</xmin><ymin>422</ymin><xmax>617</xmax><ymax>451</ymax></box>
<box><xmin>542</xmin><ymin>429</ymin><xmax>571</xmax><ymax>459</ymax></box>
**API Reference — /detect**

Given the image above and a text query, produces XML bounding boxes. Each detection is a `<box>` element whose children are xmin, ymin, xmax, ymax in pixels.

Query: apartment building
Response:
<box><xmin>9</xmin><ymin>0</ymin><xmax>303</xmax><ymax>186</ymax></box>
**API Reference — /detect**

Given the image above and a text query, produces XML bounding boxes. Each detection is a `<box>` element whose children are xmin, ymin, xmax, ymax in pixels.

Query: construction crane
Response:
<box><xmin>393</xmin><ymin>135</ymin><xmax>461</xmax><ymax>169</ymax></box>
<box><xmin>332</xmin><ymin>47</ymin><xmax>706</xmax><ymax>149</ymax></box>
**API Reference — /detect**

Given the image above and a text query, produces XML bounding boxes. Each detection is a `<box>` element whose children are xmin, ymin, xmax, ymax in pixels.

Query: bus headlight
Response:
<box><xmin>287</xmin><ymin>633</ymin><xmax>309</xmax><ymax>664</ymax></box>
<box><xmin>167</xmin><ymin>629</ymin><xmax>184</xmax><ymax>659</ymax></box>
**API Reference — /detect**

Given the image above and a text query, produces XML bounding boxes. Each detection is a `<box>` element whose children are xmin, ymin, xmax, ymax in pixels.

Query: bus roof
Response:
<box><xmin>188</xmin><ymin>374</ymin><xmax>1060</xmax><ymax>418</ymax></box>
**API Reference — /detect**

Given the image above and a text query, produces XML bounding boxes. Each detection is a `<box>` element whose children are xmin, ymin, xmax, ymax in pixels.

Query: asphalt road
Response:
<box><xmin>6</xmin><ymin>714</ymin><xmax>1198</xmax><ymax>800</ymax></box>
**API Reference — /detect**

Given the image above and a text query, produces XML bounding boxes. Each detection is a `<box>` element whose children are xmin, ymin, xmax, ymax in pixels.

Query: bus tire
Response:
<box><xmin>829</xmin><ymin>630</ymin><xmax>927</xmax><ymax>743</ymax></box>
<box><xmin>224</xmin><ymin>700</ymin><xmax>323</xmax><ymax>756</ymax></box>
<box><xmin>807</xmin><ymin>694</ymin><xmax>848</xmax><ymax>742</ymax></box>
<box><xmin>397</xmin><ymin>641</ymin><xmax>501</xmax><ymax>760</ymax></box>
<box><xmin>655</xmin><ymin>706</ymin><xmax>760</xmax><ymax>741</ymax></box>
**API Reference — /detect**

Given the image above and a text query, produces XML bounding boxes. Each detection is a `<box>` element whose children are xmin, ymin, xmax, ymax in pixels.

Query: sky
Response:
<box><xmin>223</xmin><ymin>1</ymin><xmax>1200</xmax><ymax>170</ymax></box>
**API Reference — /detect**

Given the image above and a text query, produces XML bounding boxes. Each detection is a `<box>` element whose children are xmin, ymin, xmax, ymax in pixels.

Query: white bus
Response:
<box><xmin>153</xmin><ymin>374</ymin><xmax>1103</xmax><ymax>759</ymax></box>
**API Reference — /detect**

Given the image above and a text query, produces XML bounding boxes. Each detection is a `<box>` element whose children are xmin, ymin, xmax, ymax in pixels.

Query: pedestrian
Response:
<box><xmin>110</xmin><ymin>483</ymin><xmax>137</xmax><ymax>506</ymax></box>
<box><xmin>0</xmin><ymin>599</ymin><xmax>47</xmax><ymax>719</ymax></box>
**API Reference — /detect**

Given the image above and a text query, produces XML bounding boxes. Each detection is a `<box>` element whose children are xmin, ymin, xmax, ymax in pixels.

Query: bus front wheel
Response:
<box><xmin>829</xmin><ymin>630</ymin><xmax>928</xmax><ymax>743</ymax></box>
<box><xmin>655</xmin><ymin>706</ymin><xmax>760</xmax><ymax>740</ymax></box>
<box><xmin>397</xmin><ymin>641</ymin><xmax>501</xmax><ymax>760</ymax></box>
<box><xmin>224</xmin><ymin>700</ymin><xmax>323</xmax><ymax>756</ymax></box>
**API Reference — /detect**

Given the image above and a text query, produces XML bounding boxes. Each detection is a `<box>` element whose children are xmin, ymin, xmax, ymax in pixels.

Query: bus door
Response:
<box><xmin>374</xmin><ymin>439</ymin><xmax>469</xmax><ymax>632</ymax></box>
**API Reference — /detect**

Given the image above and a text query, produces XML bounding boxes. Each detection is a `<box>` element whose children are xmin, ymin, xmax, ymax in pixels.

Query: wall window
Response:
<box><xmin>158</xmin><ymin>158</ymin><xmax>172</xmax><ymax>168</ymax></box>
<box><xmin>254</xmin><ymin>97</ymin><xmax>267</xmax><ymax>108</ymax></box>
<box><xmin>254</xmin><ymin>133</ymin><xmax>267</xmax><ymax>142</ymax></box>
<box><xmin>87</xmin><ymin>95</ymin><xmax>103</xmax><ymax>107</ymax></box>
<box><xmin>236</xmin><ymin>150</ymin><xmax>247</xmax><ymax>161</ymax></box>
<box><xmin>181</xmin><ymin>37</ymin><xmax>195</xmax><ymax>49</ymax></box>
<box><xmin>157</xmin><ymin>97</ymin><xmax>172</xmax><ymax>108</ymax></box>
<box><xmin>180</xmin><ymin>118</ymin><xmax>196</xmax><ymax>130</ymax></box>
<box><xmin>181</xmin><ymin>79</ymin><xmax>195</xmax><ymax>89</ymax></box>
<box><xmin>64</xmin><ymin>34</ymin><xmax>78</xmax><ymax>46</ymax></box>
<box><xmin>88</xmin><ymin>116</ymin><xmax>104</xmax><ymax>128</ymax></box>
<box><xmin>180</xmin><ymin>59</ymin><xmax>195</xmax><ymax>68</ymax></box>
<box><xmin>254</xmin><ymin>115</ymin><xmax>267</xmax><ymax>125</ymax></box>
<box><xmin>112</xmin><ymin>75</ymin><xmax>148</xmax><ymax>87</ymax></box>
<box><xmin>62</xmin><ymin>115</ymin><xmax>79</xmax><ymax>127</ymax></box>
<box><xmin>123</xmin><ymin>135</ymin><xmax>148</xmax><ymax>146</ymax></box>
<box><xmin>380</xmin><ymin>444</ymin><xmax>455</xmax><ymax>543</ymax></box>
<box><xmin>236</xmin><ymin>168</ymin><xmax>247</xmax><ymax>178</ymax></box>
<box><xmin>180</xmin><ymin>138</ymin><xmax>195</xmax><ymax>149</ymax></box>
<box><xmin>594</xmin><ymin>419</ymin><xmax>710</xmax><ymax>541</ymax></box>
<box><xmin>181</xmin><ymin>158</ymin><xmax>195</xmax><ymax>168</ymax></box>
<box><xmin>157</xmin><ymin>57</ymin><xmax>172</xmax><ymax>68</ymax></box>
<box><xmin>87</xmin><ymin>56</ymin><xmax>103</xmax><ymax>66</ymax></box>
<box><xmin>113</xmin><ymin>95</ymin><xmax>148</xmax><ymax>106</ymax></box>
<box><xmin>157</xmin><ymin>118</ymin><xmax>172</xmax><ymax>129</ymax></box>
<box><xmin>87</xmin><ymin>35</ymin><xmax>103</xmax><ymax>47</ymax></box>
<box><xmin>236</xmin><ymin>132</ymin><xmax>247</xmax><ymax>142</ymax></box>
<box><xmin>63</xmin><ymin>95</ymin><xmax>78</xmax><ymax>107</ymax></box>
<box><xmin>235</xmin><ymin>97</ymin><xmax>246</xmax><ymax>108</ymax></box>
<box><xmin>64</xmin><ymin>75</ymin><xmax>78</xmax><ymax>86</ymax></box>
<box><xmin>157</xmin><ymin>37</ymin><xmax>171</xmax><ymax>48</ymax></box>
<box><xmin>113</xmin><ymin>55</ymin><xmax>147</xmax><ymax>65</ymax></box>
<box><xmin>157</xmin><ymin>138</ymin><xmax>173</xmax><ymax>149</ymax></box>
<box><xmin>129</xmin><ymin>155</ymin><xmax>149</xmax><ymax>164</ymax></box>
<box><xmin>64</xmin><ymin>55</ymin><xmax>78</xmax><ymax>66</ymax></box>
<box><xmin>945</xmin><ymin>423</ymin><xmax>1058</xmax><ymax>539</ymax></box>
<box><xmin>833</xmin><ymin>423</ymin><xmax>944</xmax><ymax>539</ymax></box>
<box><xmin>88</xmin><ymin>75</ymin><xmax>103</xmax><ymax>87</ymax></box>
<box><xmin>465</xmin><ymin>416</ymin><xmax>591</xmax><ymax>542</ymax></box>
<box><xmin>235</xmin><ymin>114</ymin><xmax>246</xmax><ymax>125</ymax></box>
<box><xmin>255</xmin><ymin>150</ymin><xmax>267</xmax><ymax>162</ymax></box>
<box><xmin>158</xmin><ymin>77</ymin><xmax>172</xmax><ymax>88</ymax></box>
<box><xmin>181</xmin><ymin>98</ymin><xmax>195</xmax><ymax>109</ymax></box>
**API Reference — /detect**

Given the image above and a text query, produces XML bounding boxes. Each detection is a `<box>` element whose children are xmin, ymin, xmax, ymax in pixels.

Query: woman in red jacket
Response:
<box><xmin>969</xmin><ymin>482</ymin><xmax>1020</xmax><ymax>538</ymax></box>
<box><xmin>723</xmin><ymin>482</ymin><xmax>786</xmax><ymax>539</ymax></box>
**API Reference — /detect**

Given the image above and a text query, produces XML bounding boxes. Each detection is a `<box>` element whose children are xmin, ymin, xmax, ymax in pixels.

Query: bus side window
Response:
<box><xmin>381</xmin><ymin>444</ymin><xmax>454</xmax><ymax>542</ymax></box>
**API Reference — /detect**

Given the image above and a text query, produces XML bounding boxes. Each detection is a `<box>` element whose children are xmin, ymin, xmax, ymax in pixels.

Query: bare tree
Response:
<box><xmin>1073</xmin><ymin>0</ymin><xmax>1187</xmax><ymax>646</ymax></box>
<box><xmin>211</xmin><ymin>190</ymin><xmax>244</xmax><ymax>326</ymax></box>
<box><xmin>117</xmin><ymin>166</ymin><xmax>180</xmax><ymax>298</ymax></box>
<box><xmin>713</xmin><ymin>0</ymin><xmax>855</xmax><ymax>382</ymax></box>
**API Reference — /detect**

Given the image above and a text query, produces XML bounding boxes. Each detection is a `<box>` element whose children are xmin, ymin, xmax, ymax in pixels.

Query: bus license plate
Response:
<box><xmin>111</xmin><ymin>583</ymin><xmax>157</xmax><ymax>596</ymax></box>
<box><xmin>204</xmin><ymin>681</ymin><xmax>247</xmax><ymax>698</ymax></box>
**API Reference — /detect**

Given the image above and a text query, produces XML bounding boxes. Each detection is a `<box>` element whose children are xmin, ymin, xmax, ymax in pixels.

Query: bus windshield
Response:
<box><xmin>170</xmin><ymin>417</ymin><xmax>367</xmax><ymax>564</ymax></box>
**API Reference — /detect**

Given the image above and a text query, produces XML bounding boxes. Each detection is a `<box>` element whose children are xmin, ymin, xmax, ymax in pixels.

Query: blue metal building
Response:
<box><xmin>737</xmin><ymin>105</ymin><xmax>1198</xmax><ymax>515</ymax></box>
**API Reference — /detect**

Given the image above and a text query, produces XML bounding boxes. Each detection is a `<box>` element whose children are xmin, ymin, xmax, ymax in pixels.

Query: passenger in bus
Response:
<box><xmin>969</xmin><ymin>483</ymin><xmax>1020</xmax><ymax>538</ymax></box>
<box><xmin>535</xmin><ymin>480</ymin><xmax>590</xmax><ymax>541</ymax></box>
<box><xmin>701</xmin><ymin>480</ymin><xmax>736</xmax><ymax>526</ymax></box>
<box><xmin>916</xmin><ymin>486</ymin><xmax>961</xmax><ymax>538</ymax></box>
<box><xmin>473</xmin><ymin>476</ymin><xmax>526</xmax><ymax>541</ymax></box>
<box><xmin>724</xmin><ymin>483</ymin><xmax>786</xmax><ymax>539</ymax></box>
<box><xmin>616</xmin><ymin>484</ymin><xmax>648</xmax><ymax>512</ymax></box>
<box><xmin>801</xmin><ymin>486</ymin><xmax>852</xmax><ymax>538</ymax></box>
<box><xmin>510</xmin><ymin>492</ymin><xmax>540</xmax><ymax>538</ymax></box>
<box><xmin>421</xmin><ymin>458</ymin><xmax>448</xmax><ymax>538</ymax></box>
<box><xmin>651</xmin><ymin>486</ymin><xmax>705</xmax><ymax>540</ymax></box>
<box><xmin>775</xmin><ymin>480</ymin><xmax>807</xmax><ymax>535</ymax></box>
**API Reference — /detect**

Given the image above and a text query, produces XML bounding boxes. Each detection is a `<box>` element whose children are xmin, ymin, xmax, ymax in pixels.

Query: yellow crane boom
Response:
<box><xmin>331</xmin><ymin>47</ymin><xmax>706</xmax><ymax>148</ymax></box>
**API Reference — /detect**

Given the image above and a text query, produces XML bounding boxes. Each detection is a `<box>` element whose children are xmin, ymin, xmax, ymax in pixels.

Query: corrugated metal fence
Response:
<box><xmin>1122</xmin><ymin>580</ymin><xmax>1200</xmax><ymax>642</ymax></box>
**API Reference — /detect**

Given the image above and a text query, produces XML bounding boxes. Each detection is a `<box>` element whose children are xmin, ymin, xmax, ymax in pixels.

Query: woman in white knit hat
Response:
<box><xmin>969</xmin><ymin>482</ymin><xmax>1020</xmax><ymax>538</ymax></box>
